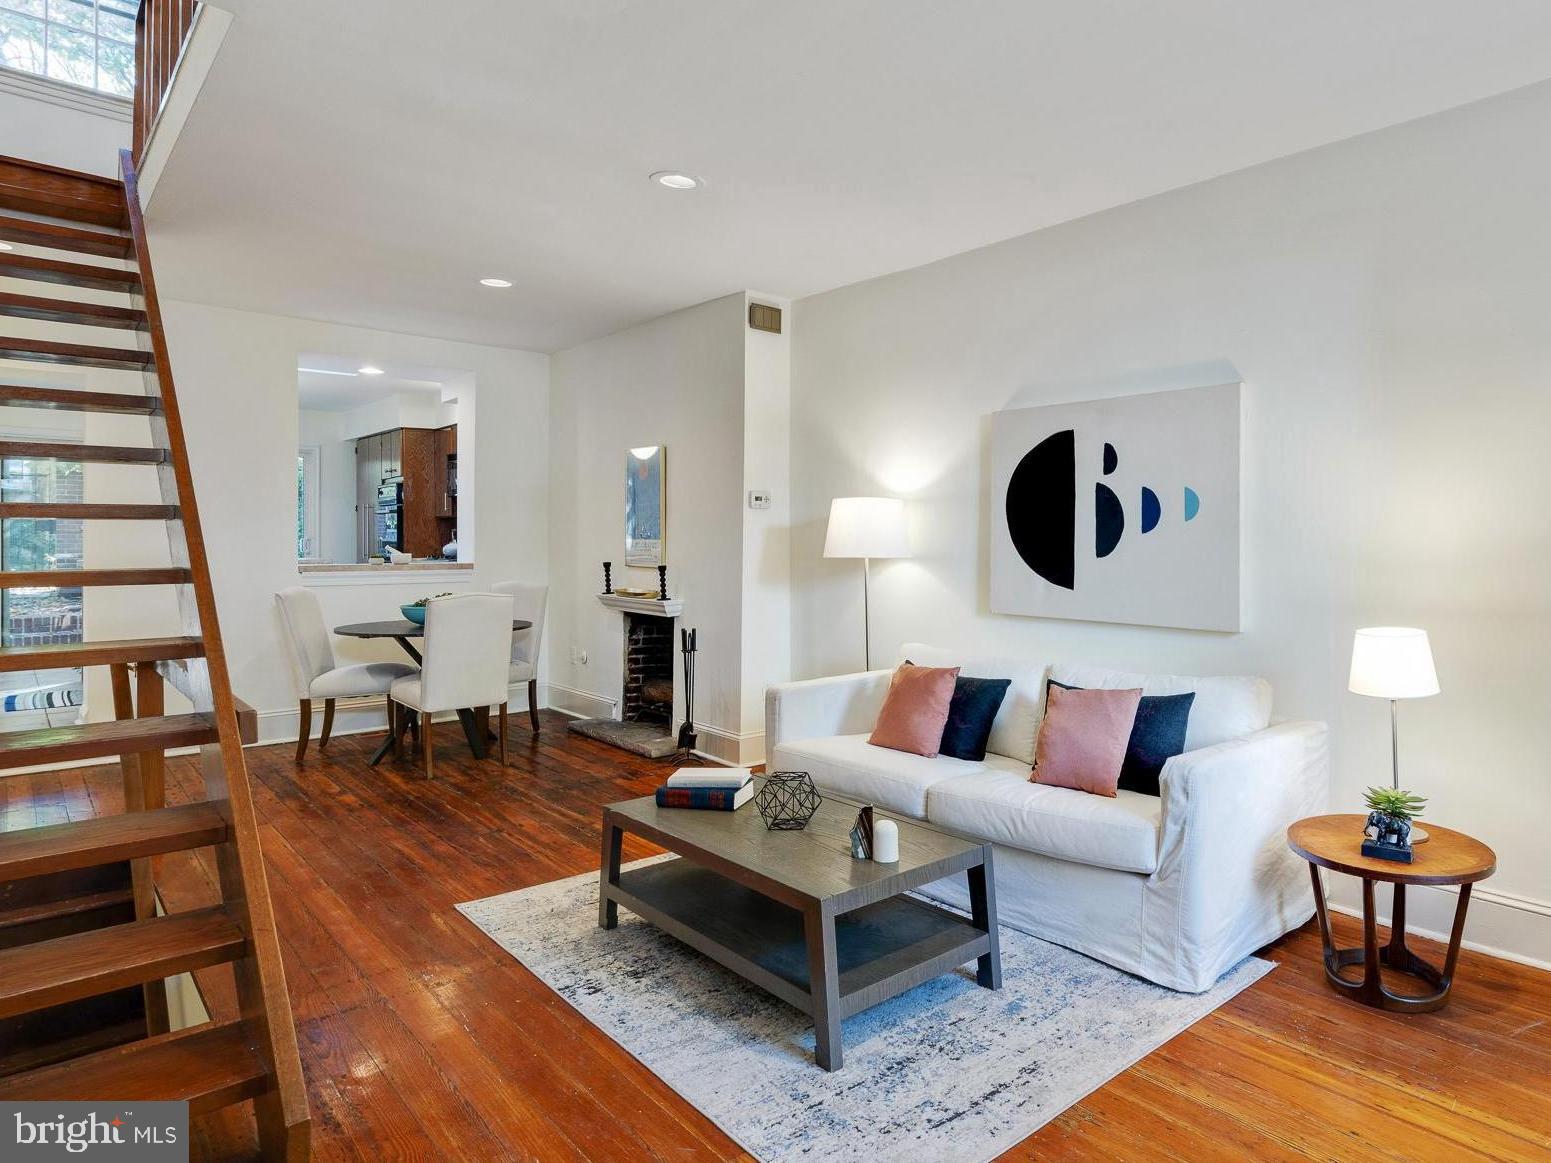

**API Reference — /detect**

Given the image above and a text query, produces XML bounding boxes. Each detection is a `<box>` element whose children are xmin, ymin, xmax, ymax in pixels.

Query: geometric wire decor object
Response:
<box><xmin>990</xmin><ymin>382</ymin><xmax>1241</xmax><ymax>631</ymax></box>
<box><xmin>754</xmin><ymin>772</ymin><xmax>823</xmax><ymax>831</ymax></box>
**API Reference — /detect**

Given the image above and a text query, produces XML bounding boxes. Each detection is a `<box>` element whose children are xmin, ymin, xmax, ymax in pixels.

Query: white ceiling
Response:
<box><xmin>296</xmin><ymin>353</ymin><xmax>447</xmax><ymax>411</ymax></box>
<box><xmin>147</xmin><ymin>1</ymin><xmax>1551</xmax><ymax>353</ymax></box>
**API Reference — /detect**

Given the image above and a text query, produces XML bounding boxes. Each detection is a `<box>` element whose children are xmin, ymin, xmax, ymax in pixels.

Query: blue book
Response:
<box><xmin>655</xmin><ymin>783</ymin><xmax>755</xmax><ymax>811</ymax></box>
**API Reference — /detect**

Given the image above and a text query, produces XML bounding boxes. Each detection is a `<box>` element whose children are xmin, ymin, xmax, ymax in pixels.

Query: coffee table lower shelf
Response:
<box><xmin>607</xmin><ymin>858</ymin><xmax>991</xmax><ymax>1023</ymax></box>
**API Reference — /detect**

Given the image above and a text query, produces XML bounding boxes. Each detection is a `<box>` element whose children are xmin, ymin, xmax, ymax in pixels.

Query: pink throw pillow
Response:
<box><xmin>1032</xmin><ymin>684</ymin><xmax>1143</xmax><ymax>797</ymax></box>
<box><xmin>869</xmin><ymin>663</ymin><xmax>961</xmax><ymax>757</ymax></box>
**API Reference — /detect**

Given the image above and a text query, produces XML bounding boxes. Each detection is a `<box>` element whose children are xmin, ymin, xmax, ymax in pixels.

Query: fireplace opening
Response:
<box><xmin>622</xmin><ymin>612</ymin><xmax>673</xmax><ymax>727</ymax></box>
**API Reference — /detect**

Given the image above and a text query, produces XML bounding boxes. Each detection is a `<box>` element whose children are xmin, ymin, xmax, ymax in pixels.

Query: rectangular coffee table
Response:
<box><xmin>598</xmin><ymin>782</ymin><xmax>1000</xmax><ymax>1071</ymax></box>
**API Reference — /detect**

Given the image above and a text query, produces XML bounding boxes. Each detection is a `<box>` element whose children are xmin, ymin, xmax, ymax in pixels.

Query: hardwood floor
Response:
<box><xmin>4</xmin><ymin>712</ymin><xmax>1549</xmax><ymax>1161</ymax></box>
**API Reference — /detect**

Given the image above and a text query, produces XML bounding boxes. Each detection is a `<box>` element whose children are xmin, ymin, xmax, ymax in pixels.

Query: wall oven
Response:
<box><xmin>375</xmin><ymin>480</ymin><xmax>403</xmax><ymax>553</ymax></box>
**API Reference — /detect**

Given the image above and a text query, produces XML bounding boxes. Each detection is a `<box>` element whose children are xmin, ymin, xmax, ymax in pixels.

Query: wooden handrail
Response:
<box><xmin>133</xmin><ymin>0</ymin><xmax>199</xmax><ymax>162</ymax></box>
<box><xmin>120</xmin><ymin>146</ymin><xmax>311</xmax><ymax>1153</ymax></box>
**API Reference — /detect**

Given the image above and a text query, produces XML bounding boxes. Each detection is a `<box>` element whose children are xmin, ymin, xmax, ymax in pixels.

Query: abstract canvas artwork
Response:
<box><xmin>990</xmin><ymin>383</ymin><xmax>1241</xmax><ymax>631</ymax></box>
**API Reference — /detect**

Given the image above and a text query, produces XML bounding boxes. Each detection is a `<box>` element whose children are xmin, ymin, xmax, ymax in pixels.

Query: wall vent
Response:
<box><xmin>748</xmin><ymin>302</ymin><xmax>782</xmax><ymax>334</ymax></box>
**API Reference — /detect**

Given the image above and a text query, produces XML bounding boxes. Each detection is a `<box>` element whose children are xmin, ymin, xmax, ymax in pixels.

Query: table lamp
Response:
<box><xmin>1348</xmin><ymin>626</ymin><xmax>1439</xmax><ymax>842</ymax></box>
<box><xmin>824</xmin><ymin>497</ymin><xmax>910</xmax><ymax>670</ymax></box>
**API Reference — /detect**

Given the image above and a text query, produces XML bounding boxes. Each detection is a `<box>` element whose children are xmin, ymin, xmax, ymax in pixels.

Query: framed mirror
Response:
<box><xmin>625</xmin><ymin>445</ymin><xmax>666</xmax><ymax>565</ymax></box>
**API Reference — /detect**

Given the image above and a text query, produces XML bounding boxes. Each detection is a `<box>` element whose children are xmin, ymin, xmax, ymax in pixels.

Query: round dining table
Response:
<box><xmin>335</xmin><ymin>618</ymin><xmax>533</xmax><ymax>766</ymax></box>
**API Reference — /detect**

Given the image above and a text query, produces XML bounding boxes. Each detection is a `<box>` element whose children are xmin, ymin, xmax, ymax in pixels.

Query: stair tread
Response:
<box><xmin>0</xmin><ymin>1020</ymin><xmax>266</xmax><ymax>1113</ymax></box>
<box><xmin>0</xmin><ymin>213</ymin><xmax>133</xmax><ymax>259</ymax></box>
<box><xmin>0</xmin><ymin>801</ymin><xmax>228</xmax><ymax>883</ymax></box>
<box><xmin>0</xmin><ymin>439</ymin><xmax>165</xmax><ymax>463</ymax></box>
<box><xmin>0</xmin><ymin>502</ymin><xmax>178</xmax><ymax>519</ymax></box>
<box><xmin>0</xmin><ymin>636</ymin><xmax>203</xmax><ymax>672</ymax></box>
<box><xmin>0</xmin><ymin>291</ymin><xmax>145</xmax><ymax>329</ymax></box>
<box><xmin>0</xmin><ymin>712</ymin><xmax>217</xmax><ymax>769</ymax></box>
<box><xmin>0</xmin><ymin>385</ymin><xmax>159</xmax><ymax>413</ymax></box>
<box><xmin>0</xmin><ymin>251</ymin><xmax>139</xmax><ymax>290</ymax></box>
<box><xmin>0</xmin><ymin>906</ymin><xmax>246</xmax><ymax>1019</ymax></box>
<box><xmin>0</xmin><ymin>156</ymin><xmax>126</xmax><ymax>229</ymax></box>
<box><xmin>0</xmin><ymin>335</ymin><xmax>153</xmax><ymax>370</ymax></box>
<box><xmin>0</xmin><ymin>887</ymin><xmax>134</xmax><ymax>930</ymax></box>
<box><xmin>0</xmin><ymin>568</ymin><xmax>191</xmax><ymax>587</ymax></box>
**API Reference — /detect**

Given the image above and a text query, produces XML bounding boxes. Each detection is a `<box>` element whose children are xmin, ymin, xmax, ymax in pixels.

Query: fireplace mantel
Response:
<box><xmin>597</xmin><ymin>593</ymin><xmax>683</xmax><ymax>617</ymax></box>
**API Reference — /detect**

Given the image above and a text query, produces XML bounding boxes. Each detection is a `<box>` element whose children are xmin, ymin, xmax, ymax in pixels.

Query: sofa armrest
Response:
<box><xmin>765</xmin><ymin>670</ymin><xmax>892</xmax><ymax>752</ymax></box>
<box><xmin>1159</xmin><ymin>720</ymin><xmax>1330</xmax><ymax>856</ymax></box>
<box><xmin>1156</xmin><ymin>721</ymin><xmax>1330</xmax><ymax>922</ymax></box>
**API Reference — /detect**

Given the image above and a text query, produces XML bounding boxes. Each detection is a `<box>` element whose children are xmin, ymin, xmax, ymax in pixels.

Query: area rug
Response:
<box><xmin>457</xmin><ymin>857</ymin><xmax>1272</xmax><ymax>1163</ymax></box>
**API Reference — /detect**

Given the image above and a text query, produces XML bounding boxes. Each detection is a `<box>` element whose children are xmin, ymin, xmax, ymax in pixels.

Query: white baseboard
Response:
<box><xmin>1327</xmin><ymin>879</ymin><xmax>1551</xmax><ymax>973</ymax></box>
<box><xmin>543</xmin><ymin>682</ymin><xmax>616</xmax><ymax>720</ymax></box>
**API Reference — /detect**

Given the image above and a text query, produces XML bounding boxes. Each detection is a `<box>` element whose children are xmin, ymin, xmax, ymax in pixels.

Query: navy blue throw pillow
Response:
<box><xmin>938</xmin><ymin>676</ymin><xmax>1012</xmax><ymax>761</ymax></box>
<box><xmin>1049</xmin><ymin>680</ymin><xmax>1194</xmax><ymax>796</ymax></box>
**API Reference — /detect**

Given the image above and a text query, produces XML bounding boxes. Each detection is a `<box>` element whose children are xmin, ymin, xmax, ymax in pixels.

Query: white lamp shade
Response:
<box><xmin>1348</xmin><ymin>627</ymin><xmax>1440</xmax><ymax>699</ymax></box>
<box><xmin>824</xmin><ymin>497</ymin><xmax>910</xmax><ymax>559</ymax></box>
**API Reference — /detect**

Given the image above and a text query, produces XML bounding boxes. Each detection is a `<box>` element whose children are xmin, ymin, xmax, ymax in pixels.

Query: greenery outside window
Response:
<box><xmin>297</xmin><ymin>446</ymin><xmax>320</xmax><ymax>561</ymax></box>
<box><xmin>0</xmin><ymin>0</ymin><xmax>137</xmax><ymax>98</ymax></box>
<box><xmin>0</xmin><ymin>446</ymin><xmax>85</xmax><ymax>725</ymax></box>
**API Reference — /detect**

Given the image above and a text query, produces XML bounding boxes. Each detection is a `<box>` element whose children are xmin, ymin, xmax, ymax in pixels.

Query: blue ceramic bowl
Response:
<box><xmin>400</xmin><ymin>604</ymin><xmax>427</xmax><ymax>625</ymax></box>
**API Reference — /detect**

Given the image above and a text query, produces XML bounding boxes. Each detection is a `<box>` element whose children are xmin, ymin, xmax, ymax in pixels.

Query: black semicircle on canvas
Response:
<box><xmin>1095</xmin><ymin>481</ymin><xmax>1124</xmax><ymax>558</ymax></box>
<box><xmin>1141</xmin><ymin>486</ymin><xmax>1161</xmax><ymax>533</ymax></box>
<box><xmin>1006</xmin><ymin>428</ymin><xmax>1075</xmax><ymax>589</ymax></box>
<box><xmin>1102</xmin><ymin>443</ymin><xmax>1118</xmax><ymax>474</ymax></box>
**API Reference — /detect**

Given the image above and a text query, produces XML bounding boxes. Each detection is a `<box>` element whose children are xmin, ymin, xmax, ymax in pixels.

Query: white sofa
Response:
<box><xmin>765</xmin><ymin>643</ymin><xmax>1329</xmax><ymax>993</ymax></box>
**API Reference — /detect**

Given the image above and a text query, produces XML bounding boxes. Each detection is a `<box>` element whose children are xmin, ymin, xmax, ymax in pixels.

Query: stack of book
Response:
<box><xmin>654</xmin><ymin>767</ymin><xmax>755</xmax><ymax>811</ymax></box>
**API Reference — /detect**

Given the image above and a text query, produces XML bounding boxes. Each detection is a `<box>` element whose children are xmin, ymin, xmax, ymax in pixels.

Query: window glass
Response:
<box><xmin>0</xmin><ymin>452</ymin><xmax>84</xmax><ymax>727</ymax></box>
<box><xmin>0</xmin><ymin>0</ymin><xmax>135</xmax><ymax>96</ymax></box>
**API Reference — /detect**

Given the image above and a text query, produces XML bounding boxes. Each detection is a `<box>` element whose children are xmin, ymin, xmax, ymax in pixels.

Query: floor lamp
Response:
<box><xmin>824</xmin><ymin>497</ymin><xmax>910</xmax><ymax>670</ymax></box>
<box><xmin>1348</xmin><ymin>626</ymin><xmax>1439</xmax><ymax>843</ymax></box>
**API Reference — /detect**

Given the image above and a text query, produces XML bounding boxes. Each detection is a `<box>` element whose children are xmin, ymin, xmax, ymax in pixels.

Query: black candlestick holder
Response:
<box><xmin>602</xmin><ymin>561</ymin><xmax>613</xmax><ymax>594</ymax></box>
<box><xmin>657</xmin><ymin>564</ymin><xmax>668</xmax><ymax>600</ymax></box>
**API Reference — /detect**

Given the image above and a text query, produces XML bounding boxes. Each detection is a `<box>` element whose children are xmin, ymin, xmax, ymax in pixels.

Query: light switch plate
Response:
<box><xmin>748</xmin><ymin>490</ymin><xmax>772</xmax><ymax>509</ymax></box>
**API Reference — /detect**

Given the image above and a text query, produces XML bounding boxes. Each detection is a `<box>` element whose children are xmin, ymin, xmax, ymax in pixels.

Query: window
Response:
<box><xmin>297</xmin><ymin>446</ymin><xmax>320</xmax><ymax>561</ymax></box>
<box><xmin>0</xmin><ymin>0</ymin><xmax>137</xmax><ymax>98</ymax></box>
<box><xmin>0</xmin><ymin>446</ymin><xmax>85</xmax><ymax>727</ymax></box>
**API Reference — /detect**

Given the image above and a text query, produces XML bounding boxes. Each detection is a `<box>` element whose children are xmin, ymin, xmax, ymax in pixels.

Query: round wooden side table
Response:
<box><xmin>1287</xmin><ymin>815</ymin><xmax>1496</xmax><ymax>1013</ymax></box>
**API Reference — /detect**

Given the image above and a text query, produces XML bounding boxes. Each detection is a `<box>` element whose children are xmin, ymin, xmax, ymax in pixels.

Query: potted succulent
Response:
<box><xmin>1361</xmin><ymin>786</ymin><xmax>1427</xmax><ymax>863</ymax></box>
<box><xmin>400</xmin><ymin>592</ymin><xmax>454</xmax><ymax>626</ymax></box>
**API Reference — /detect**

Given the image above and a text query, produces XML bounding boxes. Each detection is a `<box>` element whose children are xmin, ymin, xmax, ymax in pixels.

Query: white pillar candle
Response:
<box><xmin>873</xmin><ymin>818</ymin><xmax>899</xmax><ymax>864</ymax></box>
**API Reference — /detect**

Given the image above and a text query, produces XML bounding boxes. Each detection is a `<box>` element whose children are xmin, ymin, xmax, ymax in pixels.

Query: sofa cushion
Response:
<box><xmin>901</xmin><ymin>643</ymin><xmax>1050</xmax><ymax>765</ymax></box>
<box><xmin>1051</xmin><ymin>680</ymin><xmax>1196</xmax><ymax>796</ymax></box>
<box><xmin>1048</xmin><ymin>663</ymin><xmax>1270</xmax><ymax>751</ymax></box>
<box><xmin>771</xmin><ymin>734</ymin><xmax>1023</xmax><ymax>819</ymax></box>
<box><xmin>938</xmin><ymin>675</ymin><xmax>1012</xmax><ymax>761</ymax></box>
<box><xmin>926</xmin><ymin>768</ymin><xmax>1163</xmax><ymax>875</ymax></box>
<box><xmin>868</xmin><ymin>663</ymin><xmax>959</xmax><ymax>756</ymax></box>
<box><xmin>1032</xmin><ymin>684</ymin><xmax>1142</xmax><ymax>797</ymax></box>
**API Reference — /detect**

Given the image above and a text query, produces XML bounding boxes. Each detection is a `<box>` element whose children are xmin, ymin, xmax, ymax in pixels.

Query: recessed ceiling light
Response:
<box><xmin>480</xmin><ymin>277</ymin><xmax>513</xmax><ymax>288</ymax></box>
<box><xmin>651</xmin><ymin>171</ymin><xmax>701</xmax><ymax>190</ymax></box>
<box><xmin>358</xmin><ymin>365</ymin><xmax>385</xmax><ymax>376</ymax></box>
<box><xmin>300</xmin><ymin>367</ymin><xmax>357</xmax><ymax>377</ymax></box>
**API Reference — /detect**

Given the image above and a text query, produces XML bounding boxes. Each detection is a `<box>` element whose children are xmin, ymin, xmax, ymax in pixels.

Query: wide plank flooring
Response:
<box><xmin>3</xmin><ymin>712</ymin><xmax>1549</xmax><ymax>1161</ymax></box>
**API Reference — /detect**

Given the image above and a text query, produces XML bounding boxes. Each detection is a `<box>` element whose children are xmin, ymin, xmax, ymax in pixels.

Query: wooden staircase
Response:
<box><xmin>0</xmin><ymin>152</ymin><xmax>310</xmax><ymax>1157</ymax></box>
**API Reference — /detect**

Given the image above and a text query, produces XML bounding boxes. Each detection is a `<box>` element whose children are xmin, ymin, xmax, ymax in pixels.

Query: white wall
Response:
<box><xmin>0</xmin><ymin>73</ymin><xmax>129</xmax><ymax>176</ymax></box>
<box><xmin>789</xmin><ymin>81</ymin><xmax>1551</xmax><ymax>967</ymax></box>
<box><xmin>549</xmin><ymin>292</ymin><xmax>765</xmax><ymax>761</ymax></box>
<box><xmin>150</xmin><ymin>299</ymin><xmax>549</xmax><ymax>740</ymax></box>
<box><xmin>741</xmin><ymin>299</ymin><xmax>792</xmax><ymax>739</ymax></box>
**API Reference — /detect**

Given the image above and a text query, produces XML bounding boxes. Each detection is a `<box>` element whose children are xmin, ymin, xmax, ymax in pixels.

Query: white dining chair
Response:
<box><xmin>275</xmin><ymin>587</ymin><xmax>419</xmax><ymax>762</ymax></box>
<box><xmin>389</xmin><ymin>592</ymin><xmax>515</xmax><ymax>778</ymax></box>
<box><xmin>492</xmin><ymin>580</ymin><xmax>547</xmax><ymax>733</ymax></box>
